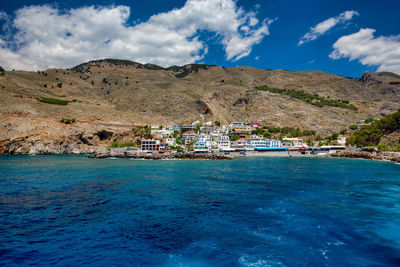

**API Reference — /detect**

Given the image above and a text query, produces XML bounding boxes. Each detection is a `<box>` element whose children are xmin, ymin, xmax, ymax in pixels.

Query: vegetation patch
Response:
<box><xmin>255</xmin><ymin>85</ymin><xmax>357</xmax><ymax>110</ymax></box>
<box><xmin>111</xmin><ymin>142</ymin><xmax>135</xmax><ymax>148</ymax></box>
<box><xmin>347</xmin><ymin>110</ymin><xmax>400</xmax><ymax>147</ymax></box>
<box><xmin>60</xmin><ymin>118</ymin><xmax>76</xmax><ymax>124</ymax></box>
<box><xmin>170</xmin><ymin>145</ymin><xmax>184</xmax><ymax>152</ymax></box>
<box><xmin>39</xmin><ymin>97</ymin><xmax>69</xmax><ymax>105</ymax></box>
<box><xmin>132</xmin><ymin>125</ymin><xmax>152</xmax><ymax>139</ymax></box>
<box><xmin>256</xmin><ymin>126</ymin><xmax>316</xmax><ymax>138</ymax></box>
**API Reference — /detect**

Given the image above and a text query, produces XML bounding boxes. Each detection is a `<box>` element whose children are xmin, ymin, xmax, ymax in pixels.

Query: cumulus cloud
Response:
<box><xmin>330</xmin><ymin>28</ymin><xmax>400</xmax><ymax>74</ymax></box>
<box><xmin>298</xmin><ymin>10</ymin><xmax>359</xmax><ymax>46</ymax></box>
<box><xmin>0</xmin><ymin>0</ymin><xmax>272</xmax><ymax>70</ymax></box>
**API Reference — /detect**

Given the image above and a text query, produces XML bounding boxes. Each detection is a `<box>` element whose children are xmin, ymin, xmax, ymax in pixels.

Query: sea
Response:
<box><xmin>0</xmin><ymin>155</ymin><xmax>399</xmax><ymax>266</ymax></box>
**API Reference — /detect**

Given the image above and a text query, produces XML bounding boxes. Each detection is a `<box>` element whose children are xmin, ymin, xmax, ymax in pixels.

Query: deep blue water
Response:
<box><xmin>0</xmin><ymin>156</ymin><xmax>400</xmax><ymax>266</ymax></box>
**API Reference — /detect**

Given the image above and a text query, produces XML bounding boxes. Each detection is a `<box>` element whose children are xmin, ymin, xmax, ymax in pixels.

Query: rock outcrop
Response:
<box><xmin>331</xmin><ymin>150</ymin><xmax>400</xmax><ymax>163</ymax></box>
<box><xmin>90</xmin><ymin>149</ymin><xmax>233</xmax><ymax>160</ymax></box>
<box><xmin>0</xmin><ymin>113</ymin><xmax>139</xmax><ymax>155</ymax></box>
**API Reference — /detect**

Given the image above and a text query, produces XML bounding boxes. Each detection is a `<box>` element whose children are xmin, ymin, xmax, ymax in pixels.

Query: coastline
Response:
<box><xmin>330</xmin><ymin>150</ymin><xmax>400</xmax><ymax>163</ymax></box>
<box><xmin>89</xmin><ymin>150</ymin><xmax>234</xmax><ymax>160</ymax></box>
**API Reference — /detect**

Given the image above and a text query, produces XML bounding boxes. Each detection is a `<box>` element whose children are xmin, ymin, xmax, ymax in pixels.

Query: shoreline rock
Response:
<box><xmin>331</xmin><ymin>150</ymin><xmax>400</xmax><ymax>163</ymax></box>
<box><xmin>89</xmin><ymin>150</ymin><xmax>233</xmax><ymax>160</ymax></box>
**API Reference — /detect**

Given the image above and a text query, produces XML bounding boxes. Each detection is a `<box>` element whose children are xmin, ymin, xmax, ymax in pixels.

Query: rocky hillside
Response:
<box><xmin>0</xmin><ymin>58</ymin><xmax>399</xmax><ymax>154</ymax></box>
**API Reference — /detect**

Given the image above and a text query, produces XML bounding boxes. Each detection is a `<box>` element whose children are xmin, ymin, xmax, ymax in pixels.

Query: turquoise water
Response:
<box><xmin>0</xmin><ymin>156</ymin><xmax>400</xmax><ymax>266</ymax></box>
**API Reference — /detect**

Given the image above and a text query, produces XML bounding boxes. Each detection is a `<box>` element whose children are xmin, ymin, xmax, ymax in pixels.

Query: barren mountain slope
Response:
<box><xmin>0</xmin><ymin>59</ymin><xmax>399</xmax><ymax>154</ymax></box>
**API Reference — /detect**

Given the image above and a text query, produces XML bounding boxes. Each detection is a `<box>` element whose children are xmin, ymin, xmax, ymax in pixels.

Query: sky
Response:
<box><xmin>0</xmin><ymin>0</ymin><xmax>399</xmax><ymax>77</ymax></box>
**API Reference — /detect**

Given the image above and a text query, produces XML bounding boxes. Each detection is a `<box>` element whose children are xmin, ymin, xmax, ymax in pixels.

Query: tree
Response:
<box><xmin>230</xmin><ymin>135</ymin><xmax>240</xmax><ymax>141</ymax></box>
<box><xmin>349</xmin><ymin>124</ymin><xmax>357</xmax><ymax>130</ymax></box>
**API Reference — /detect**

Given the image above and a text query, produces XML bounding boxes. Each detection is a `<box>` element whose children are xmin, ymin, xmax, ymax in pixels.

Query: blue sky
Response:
<box><xmin>0</xmin><ymin>0</ymin><xmax>399</xmax><ymax>77</ymax></box>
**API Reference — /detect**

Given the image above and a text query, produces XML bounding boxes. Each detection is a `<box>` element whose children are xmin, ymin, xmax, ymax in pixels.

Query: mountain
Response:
<box><xmin>0</xmin><ymin>59</ymin><xmax>399</xmax><ymax>154</ymax></box>
<box><xmin>71</xmin><ymin>58</ymin><xmax>215</xmax><ymax>78</ymax></box>
<box><xmin>0</xmin><ymin>66</ymin><xmax>4</xmax><ymax>72</ymax></box>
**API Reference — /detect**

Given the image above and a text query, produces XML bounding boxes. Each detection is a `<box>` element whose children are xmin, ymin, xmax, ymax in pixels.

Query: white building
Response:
<box><xmin>195</xmin><ymin>134</ymin><xmax>211</xmax><ymax>142</ymax></box>
<box><xmin>231</xmin><ymin>138</ymin><xmax>248</xmax><ymax>150</ymax></box>
<box><xmin>246</xmin><ymin>139</ymin><xmax>286</xmax><ymax>150</ymax></box>
<box><xmin>282</xmin><ymin>137</ymin><xmax>307</xmax><ymax>148</ymax></box>
<box><xmin>151</xmin><ymin>128</ymin><xmax>172</xmax><ymax>137</ymax></box>
<box><xmin>337</xmin><ymin>135</ymin><xmax>347</xmax><ymax>146</ymax></box>
<box><xmin>194</xmin><ymin>134</ymin><xmax>212</xmax><ymax>153</ymax></box>
<box><xmin>141</xmin><ymin>140</ymin><xmax>162</xmax><ymax>151</ymax></box>
<box><xmin>169</xmin><ymin>125</ymin><xmax>181</xmax><ymax>131</ymax></box>
<box><xmin>183</xmin><ymin>131</ymin><xmax>196</xmax><ymax>144</ymax></box>
<box><xmin>216</xmin><ymin>128</ymin><xmax>230</xmax><ymax>135</ymax></box>
<box><xmin>249</xmin><ymin>135</ymin><xmax>262</xmax><ymax>141</ymax></box>
<box><xmin>230</xmin><ymin>122</ymin><xmax>244</xmax><ymax>127</ymax></box>
<box><xmin>265</xmin><ymin>139</ymin><xmax>283</xmax><ymax>148</ymax></box>
<box><xmin>164</xmin><ymin>138</ymin><xmax>176</xmax><ymax>146</ymax></box>
<box><xmin>216</xmin><ymin>136</ymin><xmax>234</xmax><ymax>151</ymax></box>
<box><xmin>200</xmin><ymin>126</ymin><xmax>213</xmax><ymax>133</ymax></box>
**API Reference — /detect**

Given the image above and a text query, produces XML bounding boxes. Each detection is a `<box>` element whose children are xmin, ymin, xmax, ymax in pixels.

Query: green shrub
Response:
<box><xmin>111</xmin><ymin>142</ymin><xmax>135</xmax><ymax>148</ymax></box>
<box><xmin>60</xmin><ymin>118</ymin><xmax>76</xmax><ymax>124</ymax></box>
<box><xmin>347</xmin><ymin>110</ymin><xmax>400</xmax><ymax>147</ymax></box>
<box><xmin>230</xmin><ymin>135</ymin><xmax>241</xmax><ymax>141</ymax></box>
<box><xmin>256</xmin><ymin>85</ymin><xmax>357</xmax><ymax>110</ymax></box>
<box><xmin>39</xmin><ymin>97</ymin><xmax>69</xmax><ymax>105</ymax></box>
<box><xmin>170</xmin><ymin>145</ymin><xmax>184</xmax><ymax>152</ymax></box>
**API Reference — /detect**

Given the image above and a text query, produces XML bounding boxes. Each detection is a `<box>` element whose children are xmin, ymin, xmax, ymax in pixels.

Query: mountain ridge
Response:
<box><xmin>71</xmin><ymin>58</ymin><xmax>217</xmax><ymax>78</ymax></box>
<box><xmin>0</xmin><ymin>60</ymin><xmax>399</xmax><ymax>130</ymax></box>
<box><xmin>0</xmin><ymin>59</ymin><xmax>399</xmax><ymax>154</ymax></box>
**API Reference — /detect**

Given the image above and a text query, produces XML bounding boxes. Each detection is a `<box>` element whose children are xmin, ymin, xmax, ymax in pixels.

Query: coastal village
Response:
<box><xmin>103</xmin><ymin>119</ymin><xmax>349</xmax><ymax>158</ymax></box>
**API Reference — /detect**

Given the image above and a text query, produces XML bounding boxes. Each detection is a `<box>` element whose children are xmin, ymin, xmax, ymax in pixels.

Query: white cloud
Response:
<box><xmin>298</xmin><ymin>10</ymin><xmax>359</xmax><ymax>46</ymax></box>
<box><xmin>330</xmin><ymin>28</ymin><xmax>400</xmax><ymax>74</ymax></box>
<box><xmin>0</xmin><ymin>0</ymin><xmax>272</xmax><ymax>70</ymax></box>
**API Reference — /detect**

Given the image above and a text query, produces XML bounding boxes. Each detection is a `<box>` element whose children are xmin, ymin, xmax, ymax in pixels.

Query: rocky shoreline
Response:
<box><xmin>331</xmin><ymin>150</ymin><xmax>400</xmax><ymax>163</ymax></box>
<box><xmin>89</xmin><ymin>150</ymin><xmax>234</xmax><ymax>160</ymax></box>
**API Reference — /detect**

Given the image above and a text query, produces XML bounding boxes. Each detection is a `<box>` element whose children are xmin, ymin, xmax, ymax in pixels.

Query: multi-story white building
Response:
<box><xmin>200</xmin><ymin>126</ymin><xmax>213</xmax><ymax>133</ymax></box>
<box><xmin>194</xmin><ymin>141</ymin><xmax>211</xmax><ymax>152</ymax></box>
<box><xmin>246</xmin><ymin>139</ymin><xmax>286</xmax><ymax>151</ymax></box>
<box><xmin>141</xmin><ymin>140</ymin><xmax>160</xmax><ymax>151</ymax></box>
<box><xmin>169</xmin><ymin>125</ymin><xmax>181</xmax><ymax>131</ymax></box>
<box><xmin>164</xmin><ymin>138</ymin><xmax>176</xmax><ymax>146</ymax></box>
<box><xmin>183</xmin><ymin>131</ymin><xmax>196</xmax><ymax>144</ymax></box>
<box><xmin>249</xmin><ymin>135</ymin><xmax>262</xmax><ymax>141</ymax></box>
<box><xmin>251</xmin><ymin>120</ymin><xmax>262</xmax><ymax>127</ymax></box>
<box><xmin>230</xmin><ymin>122</ymin><xmax>244</xmax><ymax>127</ymax></box>
<box><xmin>265</xmin><ymin>139</ymin><xmax>283</xmax><ymax>148</ymax></box>
<box><xmin>195</xmin><ymin>134</ymin><xmax>211</xmax><ymax>142</ymax></box>
<box><xmin>194</xmin><ymin>134</ymin><xmax>212</xmax><ymax>152</ymax></box>
<box><xmin>231</xmin><ymin>138</ymin><xmax>248</xmax><ymax>150</ymax></box>
<box><xmin>151</xmin><ymin>128</ymin><xmax>172</xmax><ymax>137</ymax></box>
<box><xmin>216</xmin><ymin>128</ymin><xmax>230</xmax><ymax>135</ymax></box>
<box><xmin>216</xmin><ymin>136</ymin><xmax>234</xmax><ymax>151</ymax></box>
<box><xmin>282</xmin><ymin>137</ymin><xmax>307</xmax><ymax>148</ymax></box>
